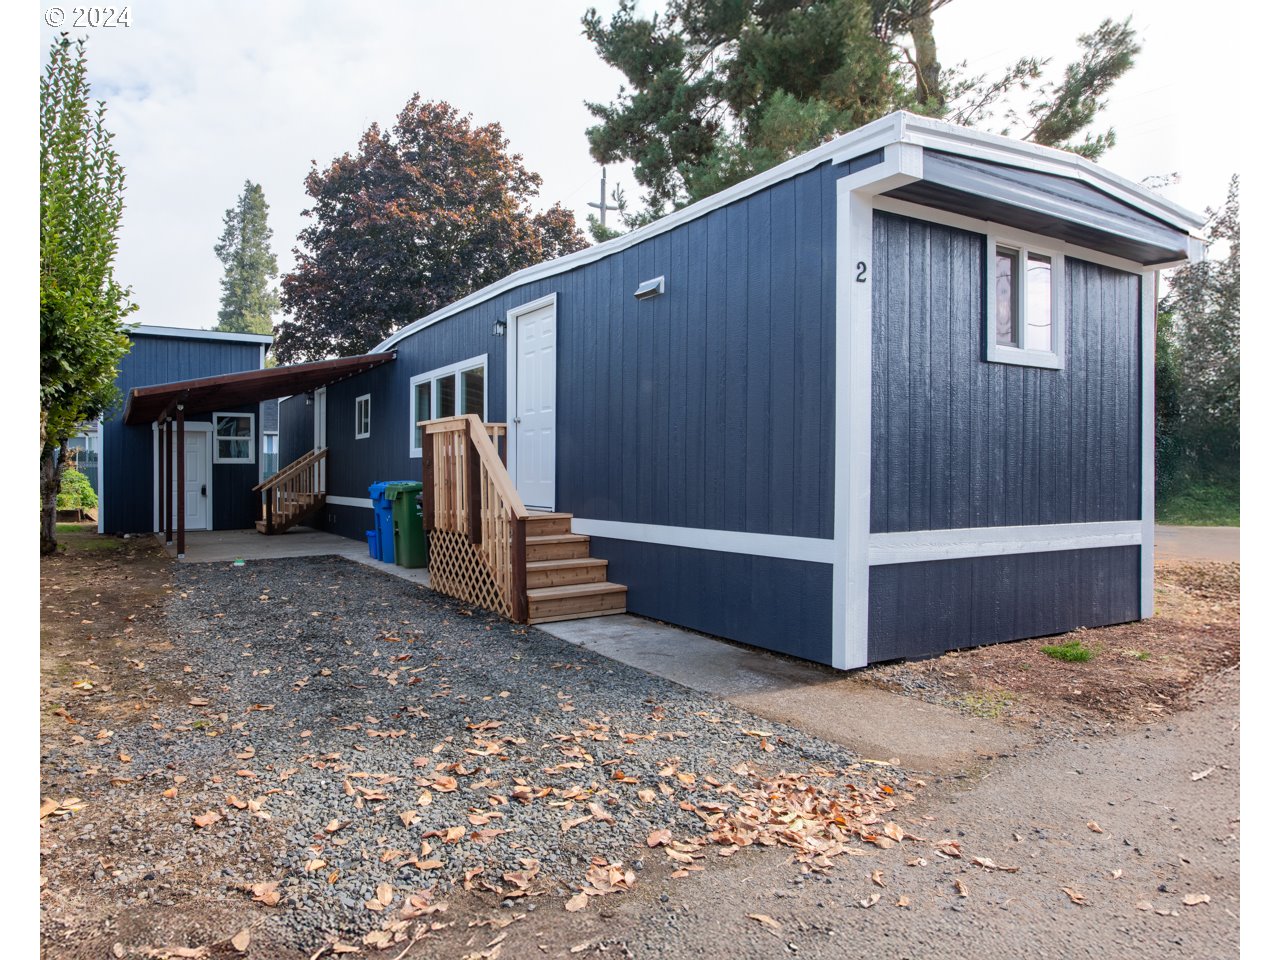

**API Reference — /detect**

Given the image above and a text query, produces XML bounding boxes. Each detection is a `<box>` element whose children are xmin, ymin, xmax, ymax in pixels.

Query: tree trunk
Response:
<box><xmin>910</xmin><ymin>10</ymin><xmax>941</xmax><ymax>107</ymax></box>
<box><xmin>40</xmin><ymin>440</ymin><xmax>69</xmax><ymax>556</ymax></box>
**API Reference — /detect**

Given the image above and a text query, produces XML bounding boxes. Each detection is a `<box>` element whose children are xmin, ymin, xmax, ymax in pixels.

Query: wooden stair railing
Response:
<box><xmin>420</xmin><ymin>416</ymin><xmax>628</xmax><ymax>624</ymax></box>
<box><xmin>421</xmin><ymin>416</ymin><xmax>529</xmax><ymax>620</ymax></box>
<box><xmin>252</xmin><ymin>447</ymin><xmax>328</xmax><ymax>535</ymax></box>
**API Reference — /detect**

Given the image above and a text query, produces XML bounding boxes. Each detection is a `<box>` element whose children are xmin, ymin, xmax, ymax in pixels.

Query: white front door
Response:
<box><xmin>514</xmin><ymin>304</ymin><xmax>556</xmax><ymax>510</ymax></box>
<box><xmin>314</xmin><ymin>387</ymin><xmax>327</xmax><ymax>490</ymax></box>
<box><xmin>171</xmin><ymin>431</ymin><xmax>210</xmax><ymax>531</ymax></box>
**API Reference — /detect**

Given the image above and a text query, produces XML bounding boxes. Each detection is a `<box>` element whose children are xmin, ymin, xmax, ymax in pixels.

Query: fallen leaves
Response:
<box><xmin>1183</xmin><ymin>893</ymin><xmax>1211</xmax><ymax>906</ymax></box>
<box><xmin>249</xmin><ymin>881</ymin><xmax>281</xmax><ymax>906</ymax></box>
<box><xmin>229</xmin><ymin>929</ymin><xmax>251</xmax><ymax>952</ymax></box>
<box><xmin>1062</xmin><ymin>886</ymin><xmax>1088</xmax><ymax>906</ymax></box>
<box><xmin>192</xmin><ymin>811</ymin><xmax>221</xmax><ymax>829</ymax></box>
<box><xmin>748</xmin><ymin>913</ymin><xmax>781</xmax><ymax>929</ymax></box>
<box><xmin>1190</xmin><ymin>767</ymin><xmax>1214</xmax><ymax>781</ymax></box>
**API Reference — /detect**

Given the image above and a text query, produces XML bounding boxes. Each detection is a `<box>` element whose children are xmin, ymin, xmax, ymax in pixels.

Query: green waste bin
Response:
<box><xmin>385</xmin><ymin>481</ymin><xmax>426</xmax><ymax>569</ymax></box>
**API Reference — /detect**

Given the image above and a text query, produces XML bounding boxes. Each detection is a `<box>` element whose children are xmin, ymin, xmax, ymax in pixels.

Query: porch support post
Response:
<box><xmin>164</xmin><ymin>418</ymin><xmax>173</xmax><ymax>544</ymax></box>
<box><xmin>176</xmin><ymin>405</ymin><xmax>186</xmax><ymax>559</ymax></box>
<box><xmin>160</xmin><ymin>416</ymin><xmax>168</xmax><ymax>541</ymax></box>
<box><xmin>466</xmin><ymin>437</ymin><xmax>482</xmax><ymax>545</ymax></box>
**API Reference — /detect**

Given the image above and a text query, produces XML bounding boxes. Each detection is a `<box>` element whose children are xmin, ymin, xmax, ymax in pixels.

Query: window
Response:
<box><xmin>408</xmin><ymin>354</ymin><xmax>487</xmax><ymax>457</ymax></box>
<box><xmin>261</xmin><ymin>433</ymin><xmax>279</xmax><ymax>480</ymax></box>
<box><xmin>213</xmin><ymin>412</ymin><xmax>255</xmax><ymax>464</ymax></box>
<box><xmin>355</xmin><ymin>394</ymin><xmax>371</xmax><ymax>439</ymax></box>
<box><xmin>985</xmin><ymin>238</ymin><xmax>1064</xmax><ymax>369</ymax></box>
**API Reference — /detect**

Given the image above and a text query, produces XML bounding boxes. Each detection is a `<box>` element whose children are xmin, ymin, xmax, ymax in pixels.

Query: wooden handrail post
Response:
<box><xmin>466</xmin><ymin>438</ymin><xmax>482</xmax><ymax>545</ymax></box>
<box><xmin>422</xmin><ymin>425</ymin><xmax>435</xmax><ymax>533</ymax></box>
<box><xmin>511</xmin><ymin>513</ymin><xmax>528</xmax><ymax>623</ymax></box>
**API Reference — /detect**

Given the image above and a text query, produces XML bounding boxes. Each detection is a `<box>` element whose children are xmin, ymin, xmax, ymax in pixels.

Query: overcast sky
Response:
<box><xmin>38</xmin><ymin>0</ymin><xmax>1238</xmax><ymax>332</ymax></box>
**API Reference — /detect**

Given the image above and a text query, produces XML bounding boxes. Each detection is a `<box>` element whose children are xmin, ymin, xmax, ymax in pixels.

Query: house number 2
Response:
<box><xmin>855</xmin><ymin>261</ymin><xmax>867</xmax><ymax>282</ymax></box>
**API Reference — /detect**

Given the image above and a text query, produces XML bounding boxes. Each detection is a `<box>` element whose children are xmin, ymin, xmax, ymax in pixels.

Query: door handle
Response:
<box><xmin>201</xmin><ymin>484</ymin><xmax>207</xmax><ymax>497</ymax></box>
<box><xmin>514</xmin><ymin>417</ymin><xmax>521</xmax><ymax>424</ymax></box>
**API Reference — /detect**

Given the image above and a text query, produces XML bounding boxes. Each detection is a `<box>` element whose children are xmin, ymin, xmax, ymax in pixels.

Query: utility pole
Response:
<box><xmin>587</xmin><ymin>167</ymin><xmax>620</xmax><ymax>230</ymax></box>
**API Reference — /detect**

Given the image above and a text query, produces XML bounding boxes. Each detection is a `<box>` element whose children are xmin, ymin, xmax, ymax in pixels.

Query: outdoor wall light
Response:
<box><xmin>634</xmin><ymin>276</ymin><xmax>665</xmax><ymax>300</ymax></box>
<box><xmin>492</xmin><ymin>318</ymin><xmax>507</xmax><ymax>337</ymax></box>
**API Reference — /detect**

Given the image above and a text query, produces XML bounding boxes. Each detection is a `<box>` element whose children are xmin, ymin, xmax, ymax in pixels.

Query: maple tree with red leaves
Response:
<box><xmin>276</xmin><ymin>96</ymin><xmax>586</xmax><ymax>362</ymax></box>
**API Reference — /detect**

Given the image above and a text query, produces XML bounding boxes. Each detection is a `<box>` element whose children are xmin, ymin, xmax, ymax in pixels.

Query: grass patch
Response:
<box><xmin>56</xmin><ymin>522</ymin><xmax>96</xmax><ymax>533</ymax></box>
<box><xmin>952</xmin><ymin>690</ymin><xmax>1015</xmax><ymax>718</ymax></box>
<box><xmin>1040</xmin><ymin>640</ymin><xmax>1095</xmax><ymax>663</ymax></box>
<box><xmin>1157</xmin><ymin>481</ymin><xmax>1239</xmax><ymax>526</ymax></box>
<box><xmin>1123</xmin><ymin>649</ymin><xmax>1152</xmax><ymax>662</ymax></box>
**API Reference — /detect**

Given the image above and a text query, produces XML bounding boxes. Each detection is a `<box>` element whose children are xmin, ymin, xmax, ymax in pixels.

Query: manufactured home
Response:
<box><xmin>116</xmin><ymin>112</ymin><xmax>1204</xmax><ymax>669</ymax></box>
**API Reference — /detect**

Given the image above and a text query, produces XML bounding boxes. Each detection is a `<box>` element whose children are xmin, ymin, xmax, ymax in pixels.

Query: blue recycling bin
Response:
<box><xmin>365</xmin><ymin>529</ymin><xmax>378</xmax><ymax>559</ymax></box>
<box><xmin>368</xmin><ymin>481</ymin><xmax>412</xmax><ymax>563</ymax></box>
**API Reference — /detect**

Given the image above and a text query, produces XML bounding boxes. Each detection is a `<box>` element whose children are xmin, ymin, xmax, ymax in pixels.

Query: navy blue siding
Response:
<box><xmin>590</xmin><ymin>538</ymin><xmax>833</xmax><ymax>664</ymax></box>
<box><xmin>278</xmin><ymin>393</ymin><xmax>312</xmax><ymax>465</ymax></box>
<box><xmin>868</xmin><ymin>546</ymin><xmax>1140</xmax><ymax>661</ymax></box>
<box><xmin>101</xmin><ymin>333</ymin><xmax>264</xmax><ymax>534</ymax></box>
<box><xmin>870</xmin><ymin>211</ymin><xmax>1142</xmax><ymax>533</ymax></box>
<box><xmin>300</xmin><ymin>151</ymin><xmax>883</xmax><ymax>663</ymax></box>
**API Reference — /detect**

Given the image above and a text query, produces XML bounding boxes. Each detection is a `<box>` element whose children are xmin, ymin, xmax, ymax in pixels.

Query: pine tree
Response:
<box><xmin>582</xmin><ymin>1</ymin><xmax>1141</xmax><ymax>217</ymax></box>
<box><xmin>214</xmin><ymin>180</ymin><xmax>279</xmax><ymax>335</ymax></box>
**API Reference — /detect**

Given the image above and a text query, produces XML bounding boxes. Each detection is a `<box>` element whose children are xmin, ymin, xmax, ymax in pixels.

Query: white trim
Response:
<box><xmin>372</xmin><ymin>112</ymin><xmax>1200</xmax><ymax>355</ymax></box>
<box><xmin>355</xmin><ymin>393</ymin><xmax>371</xmax><ymax>440</ymax></box>
<box><xmin>874</xmin><ymin>196</ymin><xmax>1152</xmax><ymax>274</ymax></box>
<box><xmin>984</xmin><ymin>237</ymin><xmax>1066</xmax><ymax>370</ymax></box>
<box><xmin>837</xmin><ymin>113</ymin><xmax>1204</xmax><ymax>233</ymax></box>
<box><xmin>128</xmin><ymin>324</ymin><xmax>274</xmax><ymax>345</ymax></box>
<box><xmin>328</xmin><ymin>495</ymin><xmax>374</xmax><ymax>510</ymax></box>
<box><xmin>212</xmin><ymin>411</ymin><xmax>256</xmax><ymax>464</ymax></box>
<box><xmin>505</xmin><ymin>293</ymin><xmax>558</xmax><ymax>507</ymax></box>
<box><xmin>1141</xmin><ymin>273</ymin><xmax>1157</xmax><ymax>618</ymax></box>
<box><xmin>570</xmin><ymin>519</ymin><xmax>835</xmax><ymax>564</ymax></box>
<box><xmin>868</xmin><ymin>521</ymin><xmax>1142</xmax><ymax>565</ymax></box>
<box><xmin>830</xmin><ymin>145</ymin><xmax>924</xmax><ymax>671</ymax></box>
<box><xmin>151</xmin><ymin>420</ymin><xmax>215</xmax><ymax>533</ymax></box>
<box><xmin>408</xmin><ymin>353</ymin><xmax>489</xmax><ymax>458</ymax></box>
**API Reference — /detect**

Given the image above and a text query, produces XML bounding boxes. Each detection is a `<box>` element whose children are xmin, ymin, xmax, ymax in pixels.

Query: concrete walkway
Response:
<box><xmin>1155</xmin><ymin>524</ymin><xmax>1240</xmax><ymax>563</ymax></box>
<box><xmin>158</xmin><ymin>528</ymin><xmax>432</xmax><ymax>589</ymax></box>
<box><xmin>540</xmin><ymin>614</ymin><xmax>1020</xmax><ymax>774</ymax></box>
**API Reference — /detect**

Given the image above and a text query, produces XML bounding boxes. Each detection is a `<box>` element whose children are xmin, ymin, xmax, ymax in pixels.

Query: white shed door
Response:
<box><xmin>171</xmin><ymin>431</ymin><xmax>210</xmax><ymax>531</ymax></box>
<box><xmin>515</xmin><ymin>304</ymin><xmax>556</xmax><ymax>510</ymax></box>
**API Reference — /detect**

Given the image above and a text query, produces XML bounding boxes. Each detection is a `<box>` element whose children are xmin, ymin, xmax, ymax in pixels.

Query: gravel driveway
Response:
<box><xmin>41</xmin><ymin>556</ymin><xmax>909</xmax><ymax>957</ymax></box>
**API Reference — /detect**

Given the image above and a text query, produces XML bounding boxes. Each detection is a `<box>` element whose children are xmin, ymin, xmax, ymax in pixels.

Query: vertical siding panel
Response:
<box><xmin>705</xmin><ymin>208</ymin><xmax>729</xmax><ymax>531</ymax></box>
<box><xmin>794</xmin><ymin>168</ymin><xmax>825</xmax><ymax>538</ymax></box>
<box><xmin>684</xmin><ymin>215</ymin><xmax>708</xmax><ymax>530</ymax></box>
<box><xmin>907</xmin><ymin>219</ymin><xmax>930</xmax><ymax>530</ymax></box>
<box><xmin>948</xmin><ymin>231</ymin><xmax>974</xmax><ymax>528</ymax></box>
<box><xmin>724</xmin><ymin>200</ymin><xmax>751</xmax><ymax>532</ymax></box>
<box><xmin>870</xmin><ymin>212</ymin><xmax>889</xmax><ymax>532</ymax></box>
<box><xmin>928</xmin><ymin>227</ymin><xmax>952</xmax><ymax>529</ymax></box>
<box><xmin>883</xmin><ymin>216</ymin><xmax>911</xmax><ymax>531</ymax></box>
<box><xmin>769</xmin><ymin>180</ymin><xmax>797</xmax><ymax>535</ymax></box>
<box><xmin>665</xmin><ymin>227</ymin><xmax>686</xmax><ymax>527</ymax></box>
<box><xmin>744</xmin><ymin>192</ymin><xmax>772</xmax><ymax>533</ymax></box>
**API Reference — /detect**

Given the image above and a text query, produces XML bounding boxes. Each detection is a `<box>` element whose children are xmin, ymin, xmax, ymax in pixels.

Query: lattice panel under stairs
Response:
<box><xmin>428</xmin><ymin>528</ymin><xmax>512</xmax><ymax>618</ymax></box>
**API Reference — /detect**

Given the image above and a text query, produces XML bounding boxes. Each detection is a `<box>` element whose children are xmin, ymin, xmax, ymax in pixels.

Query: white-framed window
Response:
<box><xmin>355</xmin><ymin>394</ymin><xmax>371</xmax><ymax>439</ymax></box>
<box><xmin>213</xmin><ymin>412</ymin><xmax>256</xmax><ymax>464</ymax></box>
<box><xmin>985</xmin><ymin>236</ymin><xmax>1065</xmax><ymax>370</ymax></box>
<box><xmin>409</xmin><ymin>354</ymin><xmax>487</xmax><ymax>457</ymax></box>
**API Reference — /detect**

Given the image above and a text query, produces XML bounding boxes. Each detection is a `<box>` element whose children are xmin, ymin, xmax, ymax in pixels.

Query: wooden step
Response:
<box><xmin>525</xmin><ymin>533</ymin><xmax>591</xmax><ymax>561</ymax></box>
<box><xmin>526</xmin><ymin>581</ymin><xmax>627</xmax><ymax>624</ymax></box>
<box><xmin>526</xmin><ymin>557</ymin><xmax>607</xmax><ymax>589</ymax></box>
<box><xmin>525</xmin><ymin>512</ymin><xmax>573</xmax><ymax>536</ymax></box>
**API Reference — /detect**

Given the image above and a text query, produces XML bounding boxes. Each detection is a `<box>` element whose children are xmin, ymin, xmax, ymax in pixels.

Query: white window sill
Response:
<box><xmin>985</xmin><ymin>344</ymin><xmax>1064</xmax><ymax>370</ymax></box>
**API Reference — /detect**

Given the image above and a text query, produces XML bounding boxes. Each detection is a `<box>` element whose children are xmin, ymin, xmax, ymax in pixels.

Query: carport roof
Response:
<box><xmin>122</xmin><ymin>351</ymin><xmax>395</xmax><ymax>424</ymax></box>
